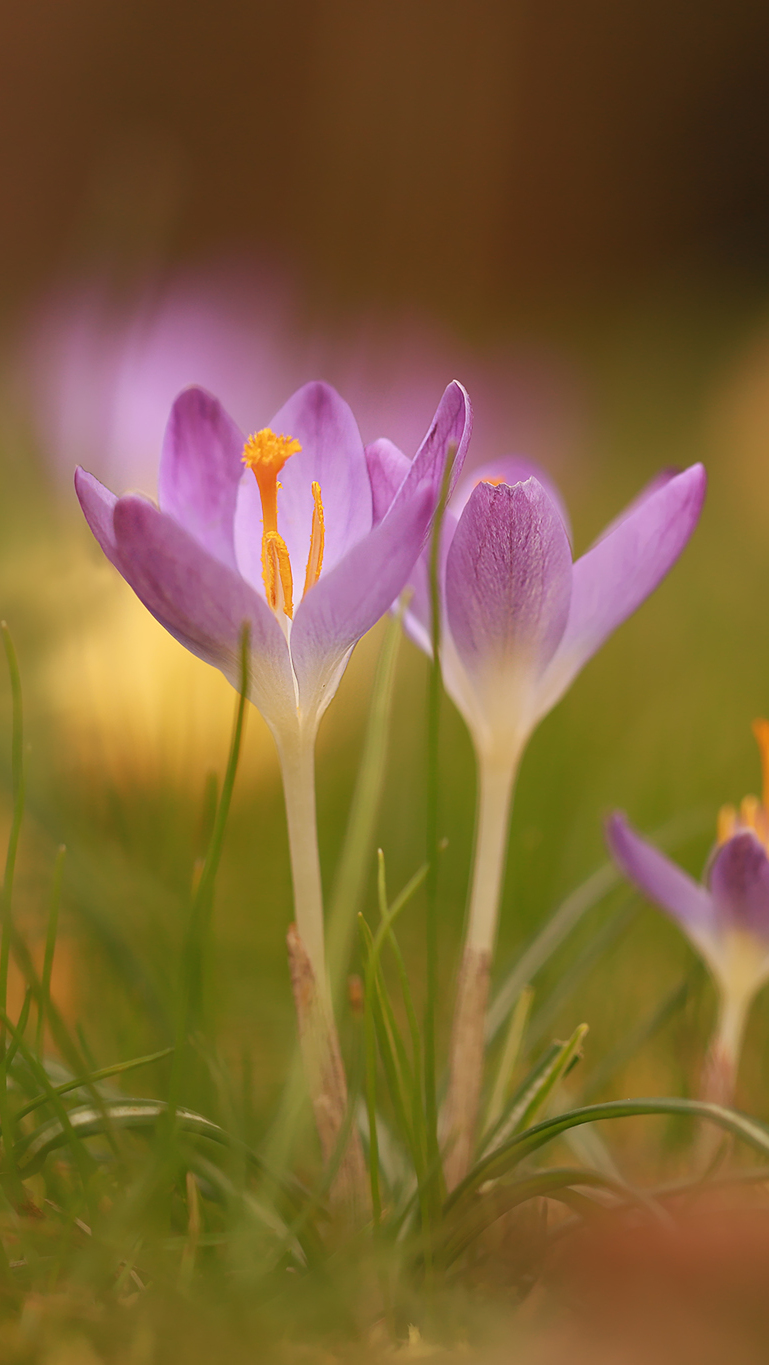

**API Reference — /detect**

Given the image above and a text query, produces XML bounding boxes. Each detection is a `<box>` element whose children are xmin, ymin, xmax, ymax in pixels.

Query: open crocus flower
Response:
<box><xmin>607</xmin><ymin>721</ymin><xmax>769</xmax><ymax>1104</ymax></box>
<box><xmin>368</xmin><ymin>446</ymin><xmax>706</xmax><ymax>1187</ymax></box>
<box><xmin>76</xmin><ymin>380</ymin><xmax>471</xmax><ymax>981</ymax></box>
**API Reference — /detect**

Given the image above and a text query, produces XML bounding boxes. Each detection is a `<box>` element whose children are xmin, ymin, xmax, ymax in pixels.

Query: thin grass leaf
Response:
<box><xmin>424</xmin><ymin>447</ymin><xmax>455</xmax><ymax>1231</ymax></box>
<box><xmin>486</xmin><ymin>808</ymin><xmax>712</xmax><ymax>1045</ymax></box>
<box><xmin>448</xmin><ymin>1097</ymin><xmax>769</xmax><ymax>1213</ymax></box>
<box><xmin>477</xmin><ymin>1041</ymin><xmax>561</xmax><ymax>1157</ymax></box>
<box><xmin>14</xmin><ymin>1047</ymin><xmax>174</xmax><ymax>1123</ymax></box>
<box><xmin>359</xmin><ymin>916</ymin><xmax>413</xmax><ymax>1152</ymax></box>
<box><xmin>482</xmin><ymin>986</ymin><xmax>534</xmax><ymax>1141</ymax></box>
<box><xmin>5</xmin><ymin>989</ymin><xmax>32</xmax><ymax>1072</ymax></box>
<box><xmin>327</xmin><ymin>608</ymin><xmax>404</xmax><ymax>995</ymax></box>
<box><xmin>578</xmin><ymin>978</ymin><xmax>690</xmax><ymax>1103</ymax></box>
<box><xmin>0</xmin><ymin>624</ymin><xmax>25</xmax><ymax>1042</ymax></box>
<box><xmin>36</xmin><ymin>845</ymin><xmax>65</xmax><ymax>1057</ymax></box>
<box><xmin>439</xmin><ymin>1166</ymin><xmax>646</xmax><ymax>1266</ymax></box>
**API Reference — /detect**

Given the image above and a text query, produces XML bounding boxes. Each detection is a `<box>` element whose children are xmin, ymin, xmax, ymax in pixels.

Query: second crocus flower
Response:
<box><xmin>369</xmin><ymin>445</ymin><xmax>707</xmax><ymax>1186</ymax></box>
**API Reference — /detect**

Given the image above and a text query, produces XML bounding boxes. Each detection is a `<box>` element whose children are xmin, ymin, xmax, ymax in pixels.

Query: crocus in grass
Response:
<box><xmin>608</xmin><ymin>721</ymin><xmax>769</xmax><ymax>1106</ymax></box>
<box><xmin>368</xmin><ymin>443</ymin><xmax>707</xmax><ymax>1185</ymax></box>
<box><xmin>76</xmin><ymin>378</ymin><xmax>471</xmax><ymax>1201</ymax></box>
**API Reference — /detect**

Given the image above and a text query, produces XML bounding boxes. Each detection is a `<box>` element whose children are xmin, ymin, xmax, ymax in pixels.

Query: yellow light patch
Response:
<box><xmin>304</xmin><ymin>481</ymin><xmax>325</xmax><ymax>596</ymax></box>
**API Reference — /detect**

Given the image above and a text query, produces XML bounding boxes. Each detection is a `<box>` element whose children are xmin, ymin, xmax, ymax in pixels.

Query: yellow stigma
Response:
<box><xmin>716</xmin><ymin>718</ymin><xmax>769</xmax><ymax>850</ymax></box>
<box><xmin>241</xmin><ymin>428</ymin><xmax>326</xmax><ymax>621</ymax></box>
<box><xmin>304</xmin><ymin>481</ymin><xmax>325</xmax><ymax>596</ymax></box>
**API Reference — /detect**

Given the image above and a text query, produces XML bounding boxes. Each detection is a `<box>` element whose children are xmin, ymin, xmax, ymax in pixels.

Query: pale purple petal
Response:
<box><xmin>401</xmin><ymin>380</ymin><xmax>472</xmax><ymax>499</ymax></box>
<box><xmin>708</xmin><ymin>832</ymin><xmax>769</xmax><ymax>942</ymax></box>
<box><xmin>365</xmin><ymin>438</ymin><xmax>411</xmax><ymax>525</ymax></box>
<box><xmin>451</xmin><ymin>456</ymin><xmax>572</xmax><ymax>540</ymax></box>
<box><xmin>445</xmin><ymin>478</ymin><xmax>572</xmax><ymax>683</ymax></box>
<box><xmin>606</xmin><ymin>812</ymin><xmax>716</xmax><ymax>936</ymax></box>
<box><xmin>75</xmin><ymin>467</ymin><xmax>120</xmax><ymax>568</ymax></box>
<box><xmin>538</xmin><ymin>464</ymin><xmax>706</xmax><ymax>714</ymax></box>
<box><xmin>157</xmin><ymin>386</ymin><xmax>245</xmax><ymax>571</ymax></box>
<box><xmin>290</xmin><ymin>483</ymin><xmax>434</xmax><ymax>717</ymax></box>
<box><xmin>234</xmin><ymin>382</ymin><xmax>373</xmax><ymax>594</ymax></box>
<box><xmin>590</xmin><ymin>468</ymin><xmax>680</xmax><ymax>547</ymax></box>
<box><xmin>111</xmin><ymin>495</ymin><xmax>296</xmax><ymax>726</ymax></box>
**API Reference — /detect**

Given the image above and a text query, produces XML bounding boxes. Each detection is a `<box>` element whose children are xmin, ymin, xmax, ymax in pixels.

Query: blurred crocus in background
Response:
<box><xmin>382</xmin><ymin>455</ymin><xmax>707</xmax><ymax>1187</ymax></box>
<box><xmin>608</xmin><ymin>720</ymin><xmax>769</xmax><ymax>1108</ymax></box>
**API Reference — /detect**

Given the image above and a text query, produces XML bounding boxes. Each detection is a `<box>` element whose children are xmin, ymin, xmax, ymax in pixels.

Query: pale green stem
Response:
<box><xmin>465</xmin><ymin>753</ymin><xmax>519</xmax><ymax>956</ymax></box>
<box><xmin>276</xmin><ymin>730</ymin><xmax>327</xmax><ymax>991</ymax></box>
<box><xmin>443</xmin><ymin>748</ymin><xmax>519</xmax><ymax>1189</ymax></box>
<box><xmin>701</xmin><ymin>988</ymin><xmax>750</xmax><ymax>1107</ymax></box>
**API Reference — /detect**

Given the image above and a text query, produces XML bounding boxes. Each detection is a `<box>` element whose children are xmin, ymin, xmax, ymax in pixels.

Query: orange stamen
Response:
<box><xmin>304</xmin><ymin>481</ymin><xmax>325</xmax><ymax>597</ymax></box>
<box><xmin>717</xmin><ymin>804</ymin><xmax>738</xmax><ymax>846</ymax></box>
<box><xmin>263</xmin><ymin>531</ymin><xmax>294</xmax><ymax>619</ymax></box>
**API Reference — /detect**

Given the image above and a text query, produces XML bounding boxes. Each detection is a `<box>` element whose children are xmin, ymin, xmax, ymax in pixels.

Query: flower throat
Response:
<box><xmin>242</xmin><ymin>428</ymin><xmax>325</xmax><ymax>620</ymax></box>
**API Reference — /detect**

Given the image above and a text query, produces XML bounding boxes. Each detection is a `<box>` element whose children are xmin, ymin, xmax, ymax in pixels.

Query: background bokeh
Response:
<box><xmin>2</xmin><ymin>0</ymin><xmax>769</xmax><ymax>1167</ymax></box>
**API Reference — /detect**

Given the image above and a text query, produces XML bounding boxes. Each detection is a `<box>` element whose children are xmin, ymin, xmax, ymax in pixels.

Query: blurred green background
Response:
<box><xmin>1</xmin><ymin>0</ymin><xmax>769</xmax><ymax>1171</ymax></box>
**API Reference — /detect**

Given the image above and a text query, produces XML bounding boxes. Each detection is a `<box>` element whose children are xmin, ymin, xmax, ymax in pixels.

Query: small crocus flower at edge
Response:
<box><xmin>607</xmin><ymin>720</ymin><xmax>769</xmax><ymax>1105</ymax></box>
<box><xmin>368</xmin><ymin>443</ymin><xmax>707</xmax><ymax>1188</ymax></box>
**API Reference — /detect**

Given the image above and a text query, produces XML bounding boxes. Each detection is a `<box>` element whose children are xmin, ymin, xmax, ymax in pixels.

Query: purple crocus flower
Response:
<box><xmin>367</xmin><ymin>444</ymin><xmax>706</xmax><ymax>1186</ymax></box>
<box><xmin>607</xmin><ymin>721</ymin><xmax>769</xmax><ymax>1102</ymax></box>
<box><xmin>76</xmin><ymin>379</ymin><xmax>471</xmax><ymax>983</ymax></box>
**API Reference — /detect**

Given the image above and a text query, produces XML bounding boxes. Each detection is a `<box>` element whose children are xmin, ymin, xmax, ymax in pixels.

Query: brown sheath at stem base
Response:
<box><xmin>287</xmin><ymin>923</ymin><xmax>367</xmax><ymax>1214</ymax></box>
<box><xmin>441</xmin><ymin>943</ymin><xmax>492</xmax><ymax>1191</ymax></box>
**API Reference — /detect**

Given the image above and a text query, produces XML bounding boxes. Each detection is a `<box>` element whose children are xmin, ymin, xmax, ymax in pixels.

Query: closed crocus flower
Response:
<box><xmin>367</xmin><ymin>443</ymin><xmax>707</xmax><ymax>1187</ymax></box>
<box><xmin>608</xmin><ymin>721</ymin><xmax>769</xmax><ymax>1105</ymax></box>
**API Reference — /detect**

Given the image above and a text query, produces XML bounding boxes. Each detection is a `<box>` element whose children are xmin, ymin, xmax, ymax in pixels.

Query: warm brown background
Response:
<box><xmin>3</xmin><ymin>0</ymin><xmax>769</xmax><ymax>326</ymax></box>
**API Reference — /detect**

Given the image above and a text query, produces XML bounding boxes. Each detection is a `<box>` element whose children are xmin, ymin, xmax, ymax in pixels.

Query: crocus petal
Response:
<box><xmin>708</xmin><ymin>832</ymin><xmax>769</xmax><ymax>942</ymax></box>
<box><xmin>451</xmin><ymin>456</ymin><xmax>572</xmax><ymax>540</ymax></box>
<box><xmin>290</xmin><ymin>483</ymin><xmax>435</xmax><ymax>719</ymax></box>
<box><xmin>445</xmin><ymin>477</ymin><xmax>572</xmax><ymax>689</ymax></box>
<box><xmin>234</xmin><ymin>381</ymin><xmax>373</xmax><ymax>592</ymax></box>
<box><xmin>157</xmin><ymin>386</ymin><xmax>245</xmax><ymax>571</ymax></box>
<box><xmin>111</xmin><ymin>495</ymin><xmax>297</xmax><ymax>730</ymax></box>
<box><xmin>365</xmin><ymin>438</ymin><xmax>411</xmax><ymax>525</ymax></box>
<box><xmin>290</xmin><ymin>381</ymin><xmax>472</xmax><ymax>721</ymax></box>
<box><xmin>75</xmin><ymin>467</ymin><xmax>120</xmax><ymax>568</ymax></box>
<box><xmin>537</xmin><ymin>464</ymin><xmax>706</xmax><ymax>718</ymax></box>
<box><xmin>606</xmin><ymin>813</ymin><xmax>717</xmax><ymax>944</ymax></box>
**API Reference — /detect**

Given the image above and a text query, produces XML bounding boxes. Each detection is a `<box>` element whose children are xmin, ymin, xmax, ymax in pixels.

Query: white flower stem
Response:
<box><xmin>277</xmin><ymin>732</ymin><xmax>327</xmax><ymax>991</ymax></box>
<box><xmin>701</xmin><ymin>989</ymin><xmax>749</xmax><ymax>1108</ymax></box>
<box><xmin>442</xmin><ymin>750</ymin><xmax>518</xmax><ymax>1190</ymax></box>
<box><xmin>276</xmin><ymin>728</ymin><xmax>367</xmax><ymax>1209</ymax></box>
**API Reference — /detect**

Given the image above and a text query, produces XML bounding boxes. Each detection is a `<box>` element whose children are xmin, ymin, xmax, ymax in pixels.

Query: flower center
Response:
<box><xmin>717</xmin><ymin>718</ymin><xmax>769</xmax><ymax>850</ymax></box>
<box><xmin>242</xmin><ymin>428</ymin><xmax>325</xmax><ymax>621</ymax></box>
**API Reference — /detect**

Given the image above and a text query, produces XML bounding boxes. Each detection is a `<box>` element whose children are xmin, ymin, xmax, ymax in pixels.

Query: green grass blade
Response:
<box><xmin>448</xmin><ymin>1097</ymin><xmax>769</xmax><ymax>1212</ymax></box>
<box><xmin>327</xmin><ymin>609</ymin><xmax>404</xmax><ymax>995</ymax></box>
<box><xmin>36</xmin><ymin>845</ymin><xmax>66</xmax><ymax>1057</ymax></box>
<box><xmin>482</xmin><ymin>985</ymin><xmax>534</xmax><ymax>1141</ymax></box>
<box><xmin>424</xmin><ymin>446</ymin><xmax>455</xmax><ymax>1226</ymax></box>
<box><xmin>0</xmin><ymin>624</ymin><xmax>25</xmax><ymax>1042</ymax></box>
<box><xmin>481</xmin><ymin>1024</ymin><xmax>588</xmax><ymax>1158</ymax></box>
<box><xmin>14</xmin><ymin>1047</ymin><xmax>174</xmax><ymax>1122</ymax></box>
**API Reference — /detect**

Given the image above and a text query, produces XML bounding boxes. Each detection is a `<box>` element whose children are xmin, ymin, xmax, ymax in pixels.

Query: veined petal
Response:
<box><xmin>234</xmin><ymin>381</ymin><xmax>372</xmax><ymax>592</ymax></box>
<box><xmin>75</xmin><ymin>467</ymin><xmax>120</xmax><ymax>568</ymax></box>
<box><xmin>606</xmin><ymin>813</ymin><xmax>717</xmax><ymax>948</ymax></box>
<box><xmin>452</xmin><ymin>456</ymin><xmax>572</xmax><ymax>541</ymax></box>
<box><xmin>158</xmin><ymin>386</ymin><xmax>245</xmax><ymax>571</ymax></box>
<box><xmin>445</xmin><ymin>477</ymin><xmax>572</xmax><ymax>699</ymax></box>
<box><xmin>111</xmin><ymin>495</ymin><xmax>297</xmax><ymax>731</ymax></box>
<box><xmin>708</xmin><ymin>832</ymin><xmax>769</xmax><ymax>943</ymax></box>
<box><xmin>536</xmin><ymin>464</ymin><xmax>706</xmax><ymax>719</ymax></box>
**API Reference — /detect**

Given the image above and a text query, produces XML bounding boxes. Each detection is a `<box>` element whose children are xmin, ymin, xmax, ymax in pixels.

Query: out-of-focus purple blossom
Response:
<box><xmin>16</xmin><ymin>263</ymin><xmax>581</xmax><ymax>493</ymax></box>
<box><xmin>75</xmin><ymin>379</ymin><xmax>472</xmax><ymax>743</ymax></box>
